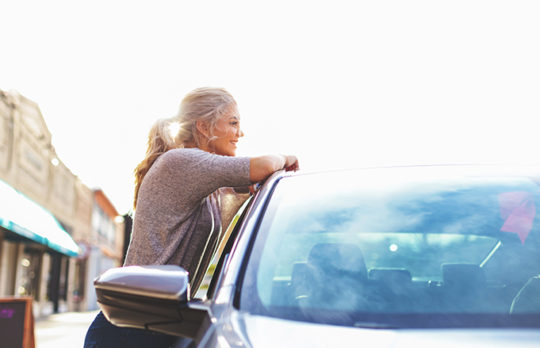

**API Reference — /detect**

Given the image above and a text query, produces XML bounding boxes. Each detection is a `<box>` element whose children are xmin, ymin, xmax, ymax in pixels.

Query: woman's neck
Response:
<box><xmin>183</xmin><ymin>141</ymin><xmax>211</xmax><ymax>153</ymax></box>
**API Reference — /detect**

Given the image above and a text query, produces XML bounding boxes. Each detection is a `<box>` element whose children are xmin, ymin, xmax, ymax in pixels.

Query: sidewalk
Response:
<box><xmin>35</xmin><ymin>310</ymin><xmax>99</xmax><ymax>348</ymax></box>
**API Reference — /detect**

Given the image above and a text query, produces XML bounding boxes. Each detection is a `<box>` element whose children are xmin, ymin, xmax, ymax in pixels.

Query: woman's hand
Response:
<box><xmin>284</xmin><ymin>155</ymin><xmax>299</xmax><ymax>172</ymax></box>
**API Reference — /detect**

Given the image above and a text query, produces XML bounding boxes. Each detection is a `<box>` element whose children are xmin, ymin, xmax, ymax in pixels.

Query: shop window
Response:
<box><xmin>18</xmin><ymin>248</ymin><xmax>42</xmax><ymax>298</ymax></box>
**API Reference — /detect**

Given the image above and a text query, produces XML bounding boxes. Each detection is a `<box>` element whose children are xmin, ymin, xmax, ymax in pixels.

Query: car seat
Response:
<box><xmin>291</xmin><ymin>243</ymin><xmax>368</xmax><ymax>312</ymax></box>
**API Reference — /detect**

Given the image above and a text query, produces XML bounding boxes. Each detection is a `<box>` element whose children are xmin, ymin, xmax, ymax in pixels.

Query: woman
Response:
<box><xmin>84</xmin><ymin>87</ymin><xmax>299</xmax><ymax>348</ymax></box>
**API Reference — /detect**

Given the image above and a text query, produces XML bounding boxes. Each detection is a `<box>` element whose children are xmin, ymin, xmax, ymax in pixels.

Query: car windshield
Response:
<box><xmin>240</xmin><ymin>167</ymin><xmax>540</xmax><ymax>328</ymax></box>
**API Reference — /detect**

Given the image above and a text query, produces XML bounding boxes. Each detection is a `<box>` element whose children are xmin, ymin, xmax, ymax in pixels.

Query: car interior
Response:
<box><xmin>267</xmin><ymin>240</ymin><xmax>540</xmax><ymax>316</ymax></box>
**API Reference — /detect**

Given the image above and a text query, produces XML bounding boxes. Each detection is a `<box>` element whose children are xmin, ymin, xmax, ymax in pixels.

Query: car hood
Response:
<box><xmin>236</xmin><ymin>314</ymin><xmax>540</xmax><ymax>348</ymax></box>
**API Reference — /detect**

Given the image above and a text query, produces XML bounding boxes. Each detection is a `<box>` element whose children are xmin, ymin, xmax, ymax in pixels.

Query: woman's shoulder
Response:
<box><xmin>159</xmin><ymin>147</ymin><xmax>249</xmax><ymax>174</ymax></box>
<box><xmin>158</xmin><ymin>147</ymin><xmax>229</xmax><ymax>170</ymax></box>
<box><xmin>160</xmin><ymin>147</ymin><xmax>206</xmax><ymax>161</ymax></box>
<box><xmin>150</xmin><ymin>147</ymin><xmax>251</xmax><ymax>190</ymax></box>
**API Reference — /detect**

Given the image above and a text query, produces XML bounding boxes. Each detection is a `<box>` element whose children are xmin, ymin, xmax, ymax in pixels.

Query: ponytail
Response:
<box><xmin>133</xmin><ymin>118</ymin><xmax>179</xmax><ymax>209</ymax></box>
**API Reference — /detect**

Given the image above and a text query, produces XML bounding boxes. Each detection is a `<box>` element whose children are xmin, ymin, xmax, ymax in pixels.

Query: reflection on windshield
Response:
<box><xmin>240</xmin><ymin>171</ymin><xmax>540</xmax><ymax>327</ymax></box>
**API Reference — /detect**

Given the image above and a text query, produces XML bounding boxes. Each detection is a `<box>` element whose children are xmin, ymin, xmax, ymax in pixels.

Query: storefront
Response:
<box><xmin>0</xmin><ymin>178</ymin><xmax>79</xmax><ymax>316</ymax></box>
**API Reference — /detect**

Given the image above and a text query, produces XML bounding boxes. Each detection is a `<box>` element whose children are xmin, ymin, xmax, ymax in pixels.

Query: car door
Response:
<box><xmin>195</xmin><ymin>194</ymin><xmax>253</xmax><ymax>300</ymax></box>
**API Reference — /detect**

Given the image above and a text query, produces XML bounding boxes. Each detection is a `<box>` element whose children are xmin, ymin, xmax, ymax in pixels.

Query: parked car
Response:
<box><xmin>95</xmin><ymin>165</ymin><xmax>540</xmax><ymax>347</ymax></box>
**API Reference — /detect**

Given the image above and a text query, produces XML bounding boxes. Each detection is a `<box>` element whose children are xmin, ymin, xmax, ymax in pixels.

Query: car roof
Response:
<box><xmin>278</xmin><ymin>164</ymin><xmax>540</xmax><ymax>180</ymax></box>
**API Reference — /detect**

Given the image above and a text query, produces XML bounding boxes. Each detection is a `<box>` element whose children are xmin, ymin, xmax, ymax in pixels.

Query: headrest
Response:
<box><xmin>308</xmin><ymin>243</ymin><xmax>367</xmax><ymax>279</ymax></box>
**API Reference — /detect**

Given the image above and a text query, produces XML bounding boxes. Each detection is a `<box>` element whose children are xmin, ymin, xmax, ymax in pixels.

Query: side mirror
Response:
<box><xmin>94</xmin><ymin>265</ymin><xmax>208</xmax><ymax>338</ymax></box>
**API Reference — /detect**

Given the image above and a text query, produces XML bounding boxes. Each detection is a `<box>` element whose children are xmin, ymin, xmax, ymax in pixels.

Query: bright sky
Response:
<box><xmin>2</xmin><ymin>1</ymin><xmax>539</xmax><ymax>214</ymax></box>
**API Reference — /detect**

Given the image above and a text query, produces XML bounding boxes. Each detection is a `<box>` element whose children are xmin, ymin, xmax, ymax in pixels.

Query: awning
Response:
<box><xmin>0</xmin><ymin>179</ymin><xmax>80</xmax><ymax>257</ymax></box>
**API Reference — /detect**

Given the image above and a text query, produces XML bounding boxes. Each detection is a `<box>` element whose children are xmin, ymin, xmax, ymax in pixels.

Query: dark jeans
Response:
<box><xmin>84</xmin><ymin>311</ymin><xmax>178</xmax><ymax>348</ymax></box>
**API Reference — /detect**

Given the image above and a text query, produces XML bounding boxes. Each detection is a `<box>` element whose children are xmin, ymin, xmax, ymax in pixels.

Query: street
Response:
<box><xmin>35</xmin><ymin>310</ymin><xmax>99</xmax><ymax>348</ymax></box>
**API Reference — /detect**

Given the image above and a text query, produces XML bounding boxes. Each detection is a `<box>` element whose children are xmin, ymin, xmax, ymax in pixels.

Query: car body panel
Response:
<box><xmin>240</xmin><ymin>315</ymin><xmax>540</xmax><ymax>348</ymax></box>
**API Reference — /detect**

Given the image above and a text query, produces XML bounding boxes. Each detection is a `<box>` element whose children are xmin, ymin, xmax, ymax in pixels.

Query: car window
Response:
<box><xmin>195</xmin><ymin>194</ymin><xmax>252</xmax><ymax>299</ymax></box>
<box><xmin>240</xmin><ymin>169</ymin><xmax>540</xmax><ymax>327</ymax></box>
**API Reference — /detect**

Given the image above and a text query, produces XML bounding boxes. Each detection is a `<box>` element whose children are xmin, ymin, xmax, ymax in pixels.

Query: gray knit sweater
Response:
<box><xmin>124</xmin><ymin>148</ymin><xmax>251</xmax><ymax>291</ymax></box>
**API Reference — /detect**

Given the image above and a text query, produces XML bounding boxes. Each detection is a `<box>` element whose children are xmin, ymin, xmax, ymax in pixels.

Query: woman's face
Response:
<box><xmin>210</xmin><ymin>107</ymin><xmax>244</xmax><ymax>156</ymax></box>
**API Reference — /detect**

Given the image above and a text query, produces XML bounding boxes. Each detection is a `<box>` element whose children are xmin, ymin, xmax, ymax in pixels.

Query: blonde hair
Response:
<box><xmin>133</xmin><ymin>87</ymin><xmax>237</xmax><ymax>209</ymax></box>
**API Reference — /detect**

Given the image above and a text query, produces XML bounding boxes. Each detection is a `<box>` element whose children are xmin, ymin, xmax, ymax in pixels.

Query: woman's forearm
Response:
<box><xmin>249</xmin><ymin>155</ymin><xmax>298</xmax><ymax>182</ymax></box>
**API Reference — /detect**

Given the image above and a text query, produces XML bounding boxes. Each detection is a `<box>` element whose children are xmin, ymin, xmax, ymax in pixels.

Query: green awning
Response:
<box><xmin>0</xmin><ymin>179</ymin><xmax>80</xmax><ymax>257</ymax></box>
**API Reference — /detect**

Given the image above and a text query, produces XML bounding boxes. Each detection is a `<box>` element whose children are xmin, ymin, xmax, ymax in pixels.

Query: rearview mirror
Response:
<box><xmin>94</xmin><ymin>265</ymin><xmax>208</xmax><ymax>338</ymax></box>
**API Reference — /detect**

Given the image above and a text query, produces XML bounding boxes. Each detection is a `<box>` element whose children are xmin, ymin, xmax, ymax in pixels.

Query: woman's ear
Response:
<box><xmin>195</xmin><ymin>120</ymin><xmax>210</xmax><ymax>138</ymax></box>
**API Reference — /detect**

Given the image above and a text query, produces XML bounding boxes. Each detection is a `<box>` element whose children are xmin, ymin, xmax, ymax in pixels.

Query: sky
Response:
<box><xmin>1</xmin><ymin>1</ymin><xmax>540</xmax><ymax>214</ymax></box>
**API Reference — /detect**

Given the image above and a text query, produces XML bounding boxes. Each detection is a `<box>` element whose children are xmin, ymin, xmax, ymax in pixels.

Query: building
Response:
<box><xmin>84</xmin><ymin>189</ymin><xmax>124</xmax><ymax>310</ymax></box>
<box><xmin>0</xmin><ymin>89</ymin><xmax>124</xmax><ymax>317</ymax></box>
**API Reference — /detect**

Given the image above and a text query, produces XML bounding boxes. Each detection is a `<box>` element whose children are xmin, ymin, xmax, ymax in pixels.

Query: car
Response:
<box><xmin>95</xmin><ymin>165</ymin><xmax>540</xmax><ymax>347</ymax></box>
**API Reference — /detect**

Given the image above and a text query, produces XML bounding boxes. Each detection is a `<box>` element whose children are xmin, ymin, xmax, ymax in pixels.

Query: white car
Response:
<box><xmin>95</xmin><ymin>165</ymin><xmax>540</xmax><ymax>347</ymax></box>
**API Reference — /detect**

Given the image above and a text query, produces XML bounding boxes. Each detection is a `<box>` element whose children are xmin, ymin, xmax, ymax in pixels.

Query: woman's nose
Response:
<box><xmin>239</xmin><ymin>128</ymin><xmax>244</xmax><ymax>137</ymax></box>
